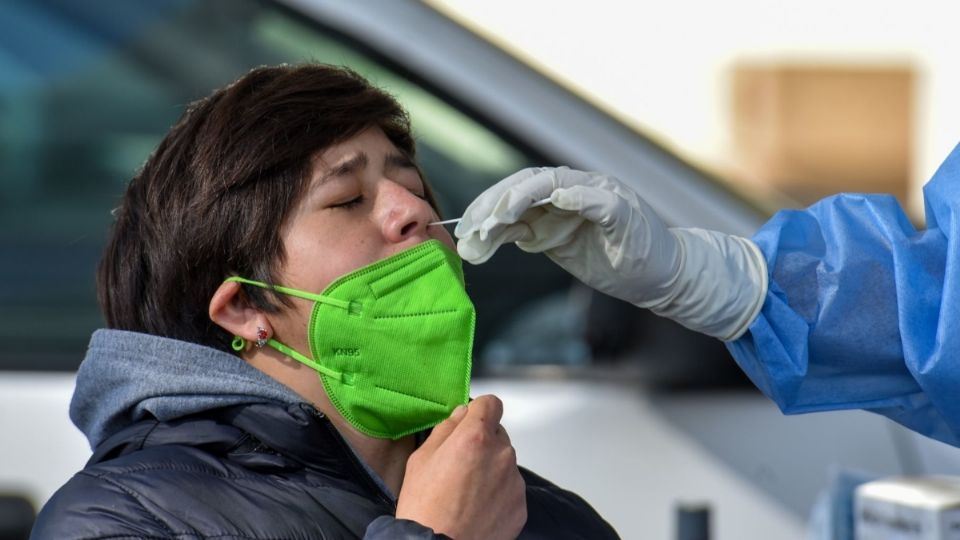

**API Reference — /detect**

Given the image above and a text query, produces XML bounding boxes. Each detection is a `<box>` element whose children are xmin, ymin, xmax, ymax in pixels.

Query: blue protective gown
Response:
<box><xmin>727</xmin><ymin>143</ymin><xmax>960</xmax><ymax>447</ymax></box>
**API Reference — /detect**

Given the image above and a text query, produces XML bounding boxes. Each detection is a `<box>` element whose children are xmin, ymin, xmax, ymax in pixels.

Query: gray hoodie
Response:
<box><xmin>71</xmin><ymin>329</ymin><xmax>305</xmax><ymax>450</ymax></box>
<box><xmin>70</xmin><ymin>328</ymin><xmax>401</xmax><ymax>501</ymax></box>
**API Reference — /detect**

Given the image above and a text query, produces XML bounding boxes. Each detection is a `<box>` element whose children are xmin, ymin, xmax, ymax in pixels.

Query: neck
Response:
<box><xmin>333</xmin><ymin>418</ymin><xmax>417</xmax><ymax>496</ymax></box>
<box><xmin>245</xmin><ymin>348</ymin><xmax>416</xmax><ymax>495</ymax></box>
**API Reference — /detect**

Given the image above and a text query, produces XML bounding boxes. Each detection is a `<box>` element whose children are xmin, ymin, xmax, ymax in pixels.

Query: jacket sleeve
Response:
<box><xmin>364</xmin><ymin>516</ymin><xmax>451</xmax><ymax>539</ymax></box>
<box><xmin>31</xmin><ymin>472</ymin><xmax>173</xmax><ymax>539</ymax></box>
<box><xmin>727</xmin><ymin>142</ymin><xmax>960</xmax><ymax>447</ymax></box>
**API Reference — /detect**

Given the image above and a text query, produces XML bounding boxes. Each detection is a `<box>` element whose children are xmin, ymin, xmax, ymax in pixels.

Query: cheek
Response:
<box><xmin>281</xmin><ymin>231</ymin><xmax>348</xmax><ymax>293</ymax></box>
<box><xmin>267</xmin><ymin>296</ymin><xmax>313</xmax><ymax>354</ymax></box>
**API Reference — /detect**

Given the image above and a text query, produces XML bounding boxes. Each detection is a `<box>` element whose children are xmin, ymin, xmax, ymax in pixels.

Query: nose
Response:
<box><xmin>376</xmin><ymin>181</ymin><xmax>436</xmax><ymax>244</ymax></box>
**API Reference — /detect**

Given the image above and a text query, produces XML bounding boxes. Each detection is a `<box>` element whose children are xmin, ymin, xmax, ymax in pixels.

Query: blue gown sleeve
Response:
<box><xmin>726</xmin><ymin>143</ymin><xmax>960</xmax><ymax>447</ymax></box>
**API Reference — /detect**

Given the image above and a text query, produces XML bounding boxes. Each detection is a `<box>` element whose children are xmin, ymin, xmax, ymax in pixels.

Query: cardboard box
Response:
<box><xmin>732</xmin><ymin>63</ymin><xmax>914</xmax><ymax>205</ymax></box>
<box><xmin>855</xmin><ymin>476</ymin><xmax>960</xmax><ymax>539</ymax></box>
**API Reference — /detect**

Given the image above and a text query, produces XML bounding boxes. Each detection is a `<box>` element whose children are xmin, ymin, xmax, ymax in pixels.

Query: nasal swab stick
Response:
<box><xmin>428</xmin><ymin>197</ymin><xmax>552</xmax><ymax>226</ymax></box>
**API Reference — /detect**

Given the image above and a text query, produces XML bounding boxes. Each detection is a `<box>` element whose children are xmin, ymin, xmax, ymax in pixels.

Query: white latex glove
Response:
<box><xmin>454</xmin><ymin>167</ymin><xmax>768</xmax><ymax>341</ymax></box>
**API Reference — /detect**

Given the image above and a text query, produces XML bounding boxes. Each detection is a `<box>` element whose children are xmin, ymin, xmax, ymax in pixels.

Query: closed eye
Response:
<box><xmin>331</xmin><ymin>195</ymin><xmax>364</xmax><ymax>209</ymax></box>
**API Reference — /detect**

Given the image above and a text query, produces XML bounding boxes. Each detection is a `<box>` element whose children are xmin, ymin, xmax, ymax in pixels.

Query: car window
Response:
<box><xmin>1</xmin><ymin>0</ymin><xmax>578</xmax><ymax>371</ymax></box>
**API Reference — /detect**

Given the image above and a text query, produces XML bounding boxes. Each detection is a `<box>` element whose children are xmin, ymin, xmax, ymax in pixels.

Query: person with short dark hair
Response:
<box><xmin>31</xmin><ymin>64</ymin><xmax>618</xmax><ymax>540</ymax></box>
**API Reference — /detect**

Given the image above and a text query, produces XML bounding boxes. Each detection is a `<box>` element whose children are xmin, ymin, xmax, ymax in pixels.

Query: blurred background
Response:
<box><xmin>3</xmin><ymin>1</ymin><xmax>960</xmax><ymax>539</ymax></box>
<box><xmin>433</xmin><ymin>0</ymin><xmax>960</xmax><ymax>219</ymax></box>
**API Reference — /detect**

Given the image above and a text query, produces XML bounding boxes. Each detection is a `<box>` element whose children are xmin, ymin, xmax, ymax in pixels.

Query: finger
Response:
<box><xmin>515</xmin><ymin>211</ymin><xmax>584</xmax><ymax>253</ymax></box>
<box><xmin>483</xmin><ymin>175</ymin><xmax>557</xmax><ymax>229</ymax></box>
<box><xmin>495</xmin><ymin>423</ymin><xmax>512</xmax><ymax>447</ymax></box>
<box><xmin>419</xmin><ymin>404</ymin><xmax>468</xmax><ymax>452</ymax></box>
<box><xmin>456</xmin><ymin>167</ymin><xmax>544</xmax><ymax>236</ymax></box>
<box><xmin>456</xmin><ymin>237</ymin><xmax>497</xmax><ymax>265</ymax></box>
<box><xmin>456</xmin><ymin>168</ymin><xmax>554</xmax><ymax>237</ymax></box>
<box><xmin>463</xmin><ymin>394</ymin><xmax>504</xmax><ymax>430</ymax></box>
<box><xmin>457</xmin><ymin>223</ymin><xmax>533</xmax><ymax>264</ymax></box>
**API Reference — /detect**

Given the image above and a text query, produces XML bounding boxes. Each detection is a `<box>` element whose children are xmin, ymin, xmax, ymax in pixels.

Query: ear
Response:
<box><xmin>209</xmin><ymin>280</ymin><xmax>266</xmax><ymax>342</ymax></box>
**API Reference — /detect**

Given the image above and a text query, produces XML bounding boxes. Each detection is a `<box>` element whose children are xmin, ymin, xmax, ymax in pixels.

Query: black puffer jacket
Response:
<box><xmin>32</xmin><ymin>401</ymin><xmax>619</xmax><ymax>539</ymax></box>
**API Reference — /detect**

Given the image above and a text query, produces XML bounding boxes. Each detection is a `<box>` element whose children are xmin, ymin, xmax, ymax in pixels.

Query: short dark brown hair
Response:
<box><xmin>98</xmin><ymin>64</ymin><xmax>436</xmax><ymax>353</ymax></box>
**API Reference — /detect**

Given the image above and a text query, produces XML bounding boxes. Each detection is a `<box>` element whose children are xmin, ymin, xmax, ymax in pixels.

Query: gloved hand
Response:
<box><xmin>454</xmin><ymin>167</ymin><xmax>768</xmax><ymax>341</ymax></box>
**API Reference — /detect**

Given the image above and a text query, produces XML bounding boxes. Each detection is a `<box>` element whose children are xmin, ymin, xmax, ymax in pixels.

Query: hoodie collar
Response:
<box><xmin>70</xmin><ymin>329</ymin><xmax>305</xmax><ymax>450</ymax></box>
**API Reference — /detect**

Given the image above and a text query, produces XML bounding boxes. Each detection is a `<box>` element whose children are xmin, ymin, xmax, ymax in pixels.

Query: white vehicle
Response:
<box><xmin>3</xmin><ymin>2</ymin><xmax>958</xmax><ymax>539</ymax></box>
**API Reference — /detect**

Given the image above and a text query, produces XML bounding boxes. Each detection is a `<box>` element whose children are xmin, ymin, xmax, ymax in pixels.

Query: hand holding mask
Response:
<box><xmin>397</xmin><ymin>395</ymin><xmax>527</xmax><ymax>539</ymax></box>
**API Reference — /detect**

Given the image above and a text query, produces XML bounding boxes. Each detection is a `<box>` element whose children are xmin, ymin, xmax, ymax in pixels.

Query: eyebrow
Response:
<box><xmin>384</xmin><ymin>152</ymin><xmax>416</xmax><ymax>171</ymax></box>
<box><xmin>316</xmin><ymin>151</ymin><xmax>418</xmax><ymax>185</ymax></box>
<box><xmin>318</xmin><ymin>152</ymin><xmax>369</xmax><ymax>185</ymax></box>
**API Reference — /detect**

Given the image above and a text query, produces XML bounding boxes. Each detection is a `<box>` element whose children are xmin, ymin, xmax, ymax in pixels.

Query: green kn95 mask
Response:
<box><xmin>226</xmin><ymin>239</ymin><xmax>474</xmax><ymax>440</ymax></box>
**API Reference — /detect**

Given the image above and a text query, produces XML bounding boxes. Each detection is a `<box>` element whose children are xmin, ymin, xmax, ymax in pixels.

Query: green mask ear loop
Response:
<box><xmin>230</xmin><ymin>335</ymin><xmax>348</xmax><ymax>383</ymax></box>
<box><xmin>224</xmin><ymin>276</ymin><xmax>356</xmax><ymax>313</ymax></box>
<box><xmin>266</xmin><ymin>339</ymin><xmax>352</xmax><ymax>385</ymax></box>
<box><xmin>222</xmin><ymin>276</ymin><xmax>351</xmax><ymax>384</ymax></box>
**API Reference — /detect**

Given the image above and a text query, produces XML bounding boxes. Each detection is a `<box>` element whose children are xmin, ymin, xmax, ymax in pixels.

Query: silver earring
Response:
<box><xmin>256</xmin><ymin>326</ymin><xmax>268</xmax><ymax>349</ymax></box>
